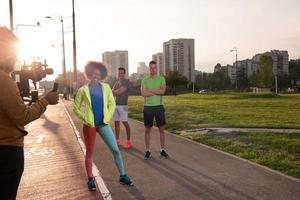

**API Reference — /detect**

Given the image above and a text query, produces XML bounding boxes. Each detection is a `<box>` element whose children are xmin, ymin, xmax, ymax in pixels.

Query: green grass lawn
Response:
<box><xmin>129</xmin><ymin>93</ymin><xmax>300</xmax><ymax>131</ymax></box>
<box><xmin>191</xmin><ymin>132</ymin><xmax>300</xmax><ymax>178</ymax></box>
<box><xmin>128</xmin><ymin>93</ymin><xmax>300</xmax><ymax>178</ymax></box>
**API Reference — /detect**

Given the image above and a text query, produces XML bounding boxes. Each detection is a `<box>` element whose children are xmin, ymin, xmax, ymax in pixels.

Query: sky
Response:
<box><xmin>1</xmin><ymin>0</ymin><xmax>300</xmax><ymax>76</ymax></box>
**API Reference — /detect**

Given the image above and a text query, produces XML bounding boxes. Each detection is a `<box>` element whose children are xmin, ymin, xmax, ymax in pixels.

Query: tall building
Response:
<box><xmin>152</xmin><ymin>53</ymin><xmax>165</xmax><ymax>75</ymax></box>
<box><xmin>214</xmin><ymin>63</ymin><xmax>222</xmax><ymax>73</ymax></box>
<box><xmin>102</xmin><ymin>50</ymin><xmax>129</xmax><ymax>78</ymax></box>
<box><xmin>269</xmin><ymin>50</ymin><xmax>289</xmax><ymax>75</ymax></box>
<box><xmin>163</xmin><ymin>38</ymin><xmax>195</xmax><ymax>81</ymax></box>
<box><xmin>222</xmin><ymin>50</ymin><xmax>289</xmax><ymax>86</ymax></box>
<box><xmin>137</xmin><ymin>62</ymin><xmax>149</xmax><ymax>75</ymax></box>
<box><xmin>252</xmin><ymin>50</ymin><xmax>289</xmax><ymax>76</ymax></box>
<box><xmin>236</xmin><ymin>59</ymin><xmax>253</xmax><ymax>78</ymax></box>
<box><xmin>227</xmin><ymin>65</ymin><xmax>236</xmax><ymax>84</ymax></box>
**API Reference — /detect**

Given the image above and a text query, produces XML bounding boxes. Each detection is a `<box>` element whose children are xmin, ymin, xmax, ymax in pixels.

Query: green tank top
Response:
<box><xmin>141</xmin><ymin>76</ymin><xmax>166</xmax><ymax>106</ymax></box>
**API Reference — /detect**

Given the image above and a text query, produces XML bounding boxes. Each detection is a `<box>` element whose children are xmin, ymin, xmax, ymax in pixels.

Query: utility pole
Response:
<box><xmin>275</xmin><ymin>75</ymin><xmax>278</xmax><ymax>94</ymax></box>
<box><xmin>72</xmin><ymin>0</ymin><xmax>78</xmax><ymax>87</ymax></box>
<box><xmin>61</xmin><ymin>16</ymin><xmax>67</xmax><ymax>86</ymax></box>
<box><xmin>230</xmin><ymin>47</ymin><xmax>238</xmax><ymax>89</ymax></box>
<box><xmin>9</xmin><ymin>0</ymin><xmax>13</xmax><ymax>31</ymax></box>
<box><xmin>45</xmin><ymin>15</ymin><xmax>66</xmax><ymax>86</ymax></box>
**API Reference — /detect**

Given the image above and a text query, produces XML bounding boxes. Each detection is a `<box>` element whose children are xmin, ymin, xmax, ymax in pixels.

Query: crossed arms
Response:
<box><xmin>112</xmin><ymin>85</ymin><xmax>127</xmax><ymax>96</ymax></box>
<box><xmin>140</xmin><ymin>85</ymin><xmax>166</xmax><ymax>97</ymax></box>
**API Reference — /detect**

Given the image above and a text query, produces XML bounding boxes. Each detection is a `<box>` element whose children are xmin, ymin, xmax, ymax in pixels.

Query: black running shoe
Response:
<box><xmin>120</xmin><ymin>174</ymin><xmax>133</xmax><ymax>186</ymax></box>
<box><xmin>144</xmin><ymin>150</ymin><xmax>151</xmax><ymax>160</ymax></box>
<box><xmin>160</xmin><ymin>150</ymin><xmax>169</xmax><ymax>158</ymax></box>
<box><xmin>87</xmin><ymin>178</ymin><xmax>96</xmax><ymax>191</ymax></box>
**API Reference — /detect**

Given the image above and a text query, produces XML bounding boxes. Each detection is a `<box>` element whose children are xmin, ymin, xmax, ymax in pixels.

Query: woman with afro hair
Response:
<box><xmin>73</xmin><ymin>61</ymin><xmax>133</xmax><ymax>190</ymax></box>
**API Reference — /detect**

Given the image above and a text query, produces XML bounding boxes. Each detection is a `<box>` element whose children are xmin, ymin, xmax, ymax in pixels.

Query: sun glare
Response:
<box><xmin>16</xmin><ymin>29</ymin><xmax>62</xmax><ymax>74</ymax></box>
<box><xmin>17</xmin><ymin>35</ymin><xmax>46</xmax><ymax>61</ymax></box>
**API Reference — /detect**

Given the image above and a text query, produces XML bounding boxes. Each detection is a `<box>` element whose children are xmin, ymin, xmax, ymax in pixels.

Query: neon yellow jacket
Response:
<box><xmin>73</xmin><ymin>82</ymin><xmax>116</xmax><ymax>127</ymax></box>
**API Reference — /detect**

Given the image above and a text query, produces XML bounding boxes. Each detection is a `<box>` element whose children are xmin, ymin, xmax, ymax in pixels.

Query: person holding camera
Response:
<box><xmin>0</xmin><ymin>27</ymin><xmax>59</xmax><ymax>200</ymax></box>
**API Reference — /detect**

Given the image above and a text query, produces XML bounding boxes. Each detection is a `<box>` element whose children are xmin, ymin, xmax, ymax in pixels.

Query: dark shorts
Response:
<box><xmin>0</xmin><ymin>145</ymin><xmax>24</xmax><ymax>200</ymax></box>
<box><xmin>143</xmin><ymin>105</ymin><xmax>166</xmax><ymax>127</ymax></box>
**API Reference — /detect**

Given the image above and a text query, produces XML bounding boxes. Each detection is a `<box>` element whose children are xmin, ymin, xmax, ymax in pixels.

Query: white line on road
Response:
<box><xmin>62</xmin><ymin>101</ymin><xmax>113</xmax><ymax>200</ymax></box>
<box><xmin>36</xmin><ymin>134</ymin><xmax>46</xmax><ymax>143</ymax></box>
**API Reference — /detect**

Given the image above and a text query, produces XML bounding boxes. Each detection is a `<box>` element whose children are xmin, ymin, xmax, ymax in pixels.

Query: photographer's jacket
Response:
<box><xmin>0</xmin><ymin>70</ymin><xmax>48</xmax><ymax>146</ymax></box>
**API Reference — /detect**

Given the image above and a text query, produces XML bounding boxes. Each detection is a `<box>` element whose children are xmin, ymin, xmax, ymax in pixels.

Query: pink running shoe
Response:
<box><xmin>116</xmin><ymin>139</ymin><xmax>122</xmax><ymax>146</ymax></box>
<box><xmin>124</xmin><ymin>141</ymin><xmax>132</xmax><ymax>149</ymax></box>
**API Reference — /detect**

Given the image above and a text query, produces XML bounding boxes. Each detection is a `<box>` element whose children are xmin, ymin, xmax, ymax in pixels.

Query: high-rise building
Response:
<box><xmin>269</xmin><ymin>50</ymin><xmax>289</xmax><ymax>75</ymax></box>
<box><xmin>163</xmin><ymin>38</ymin><xmax>195</xmax><ymax>81</ymax></box>
<box><xmin>102</xmin><ymin>50</ymin><xmax>128</xmax><ymax>78</ymax></box>
<box><xmin>252</xmin><ymin>50</ymin><xmax>289</xmax><ymax>76</ymax></box>
<box><xmin>227</xmin><ymin>65</ymin><xmax>236</xmax><ymax>84</ymax></box>
<box><xmin>236</xmin><ymin>59</ymin><xmax>253</xmax><ymax>78</ymax></box>
<box><xmin>137</xmin><ymin>62</ymin><xmax>149</xmax><ymax>75</ymax></box>
<box><xmin>152</xmin><ymin>53</ymin><xmax>165</xmax><ymax>75</ymax></box>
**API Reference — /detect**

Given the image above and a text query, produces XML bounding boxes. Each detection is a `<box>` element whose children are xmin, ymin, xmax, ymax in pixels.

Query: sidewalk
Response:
<box><xmin>17</xmin><ymin>101</ymin><xmax>102</xmax><ymax>200</ymax></box>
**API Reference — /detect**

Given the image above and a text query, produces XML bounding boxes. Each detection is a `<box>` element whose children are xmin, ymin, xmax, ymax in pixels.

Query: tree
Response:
<box><xmin>195</xmin><ymin>72</ymin><xmax>211</xmax><ymax>89</ymax></box>
<box><xmin>105</xmin><ymin>76</ymin><xmax>117</xmax><ymax>88</ymax></box>
<box><xmin>289</xmin><ymin>59</ymin><xmax>300</xmax><ymax>83</ymax></box>
<box><xmin>258</xmin><ymin>55</ymin><xmax>273</xmax><ymax>88</ymax></box>
<box><xmin>236</xmin><ymin>69</ymin><xmax>249</xmax><ymax>90</ymax></box>
<box><xmin>249</xmin><ymin>73</ymin><xmax>259</xmax><ymax>87</ymax></box>
<box><xmin>165</xmin><ymin>70</ymin><xmax>188</xmax><ymax>95</ymax></box>
<box><xmin>55</xmin><ymin>71</ymin><xmax>85</xmax><ymax>93</ymax></box>
<box><xmin>195</xmin><ymin>71</ymin><xmax>231</xmax><ymax>91</ymax></box>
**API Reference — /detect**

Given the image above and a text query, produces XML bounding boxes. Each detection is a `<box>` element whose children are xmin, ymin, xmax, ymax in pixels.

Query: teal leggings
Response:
<box><xmin>97</xmin><ymin>125</ymin><xmax>126</xmax><ymax>175</ymax></box>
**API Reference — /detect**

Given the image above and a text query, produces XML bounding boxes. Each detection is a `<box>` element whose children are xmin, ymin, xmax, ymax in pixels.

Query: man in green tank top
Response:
<box><xmin>141</xmin><ymin>61</ymin><xmax>169</xmax><ymax>160</ymax></box>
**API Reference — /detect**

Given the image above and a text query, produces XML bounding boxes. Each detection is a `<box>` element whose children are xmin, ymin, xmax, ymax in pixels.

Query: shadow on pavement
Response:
<box><xmin>41</xmin><ymin>114</ymin><xmax>61</xmax><ymax>133</ymax></box>
<box><xmin>123</xmin><ymin>147</ymin><xmax>255</xmax><ymax>200</ymax></box>
<box><xmin>122</xmin><ymin>184</ymin><xmax>146</xmax><ymax>200</ymax></box>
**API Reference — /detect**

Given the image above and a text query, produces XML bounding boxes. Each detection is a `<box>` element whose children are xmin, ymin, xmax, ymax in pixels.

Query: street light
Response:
<box><xmin>72</xmin><ymin>0</ymin><xmax>78</xmax><ymax>88</ymax></box>
<box><xmin>230</xmin><ymin>47</ymin><xmax>238</xmax><ymax>89</ymax></box>
<box><xmin>45</xmin><ymin>15</ymin><xmax>66</xmax><ymax>86</ymax></box>
<box><xmin>15</xmin><ymin>22</ymin><xmax>41</xmax><ymax>36</ymax></box>
<box><xmin>9</xmin><ymin>0</ymin><xmax>13</xmax><ymax>31</ymax></box>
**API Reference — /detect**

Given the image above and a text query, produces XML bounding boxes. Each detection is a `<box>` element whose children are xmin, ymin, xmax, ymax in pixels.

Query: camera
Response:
<box><xmin>12</xmin><ymin>60</ymin><xmax>53</xmax><ymax>104</ymax></box>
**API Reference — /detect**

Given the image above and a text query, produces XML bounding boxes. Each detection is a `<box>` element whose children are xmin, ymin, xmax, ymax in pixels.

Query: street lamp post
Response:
<box><xmin>275</xmin><ymin>74</ymin><xmax>278</xmax><ymax>94</ymax></box>
<box><xmin>72</xmin><ymin>0</ymin><xmax>78</xmax><ymax>87</ymax></box>
<box><xmin>230</xmin><ymin>47</ymin><xmax>238</xmax><ymax>89</ymax></box>
<box><xmin>192</xmin><ymin>73</ymin><xmax>195</xmax><ymax>93</ymax></box>
<box><xmin>15</xmin><ymin>22</ymin><xmax>40</xmax><ymax>36</ymax></box>
<box><xmin>9</xmin><ymin>0</ymin><xmax>14</xmax><ymax>31</ymax></box>
<box><xmin>45</xmin><ymin>15</ymin><xmax>67</xmax><ymax>86</ymax></box>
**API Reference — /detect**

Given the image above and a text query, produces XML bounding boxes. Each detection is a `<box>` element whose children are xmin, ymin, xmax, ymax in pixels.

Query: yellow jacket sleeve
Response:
<box><xmin>73</xmin><ymin>87</ymin><xmax>85</xmax><ymax>121</ymax></box>
<box><xmin>105</xmin><ymin>84</ymin><xmax>116</xmax><ymax>123</ymax></box>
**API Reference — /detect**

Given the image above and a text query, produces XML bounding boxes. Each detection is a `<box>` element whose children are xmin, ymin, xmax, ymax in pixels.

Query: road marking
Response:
<box><xmin>62</xmin><ymin>101</ymin><xmax>112</xmax><ymax>200</ymax></box>
<box><xmin>36</xmin><ymin>134</ymin><xmax>46</xmax><ymax>143</ymax></box>
<box><xmin>25</xmin><ymin>147</ymin><xmax>55</xmax><ymax>158</ymax></box>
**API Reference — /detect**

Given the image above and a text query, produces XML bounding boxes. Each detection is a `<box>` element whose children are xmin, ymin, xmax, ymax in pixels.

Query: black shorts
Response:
<box><xmin>143</xmin><ymin>105</ymin><xmax>166</xmax><ymax>127</ymax></box>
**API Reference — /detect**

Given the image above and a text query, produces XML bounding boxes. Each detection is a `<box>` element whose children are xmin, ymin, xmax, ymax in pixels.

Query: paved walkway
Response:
<box><xmin>17</xmin><ymin>101</ymin><xmax>102</xmax><ymax>200</ymax></box>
